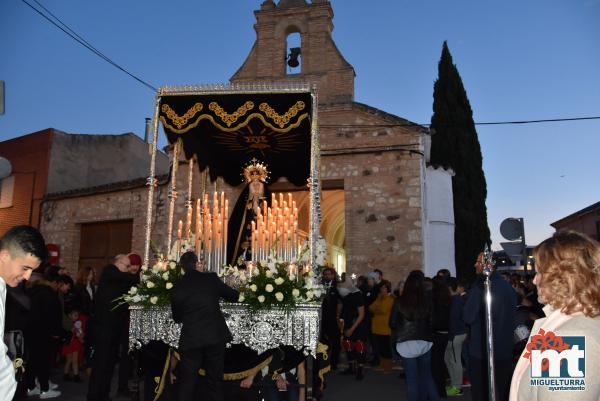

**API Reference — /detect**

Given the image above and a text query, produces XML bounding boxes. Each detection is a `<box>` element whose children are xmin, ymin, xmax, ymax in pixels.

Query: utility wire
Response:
<box><xmin>17</xmin><ymin>0</ymin><xmax>600</xmax><ymax>127</ymax></box>
<box><xmin>21</xmin><ymin>0</ymin><xmax>157</xmax><ymax>92</ymax></box>
<box><xmin>320</xmin><ymin>116</ymin><xmax>600</xmax><ymax>129</ymax></box>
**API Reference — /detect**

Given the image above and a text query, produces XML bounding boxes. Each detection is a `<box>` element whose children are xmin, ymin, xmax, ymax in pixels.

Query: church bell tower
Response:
<box><xmin>230</xmin><ymin>0</ymin><xmax>355</xmax><ymax>104</ymax></box>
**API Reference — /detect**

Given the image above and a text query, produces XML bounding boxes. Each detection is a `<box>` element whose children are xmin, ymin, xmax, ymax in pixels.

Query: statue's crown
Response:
<box><xmin>242</xmin><ymin>158</ymin><xmax>269</xmax><ymax>183</ymax></box>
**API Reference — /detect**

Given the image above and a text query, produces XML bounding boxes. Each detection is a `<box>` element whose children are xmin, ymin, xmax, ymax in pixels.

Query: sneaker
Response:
<box><xmin>446</xmin><ymin>385</ymin><xmax>464</xmax><ymax>397</ymax></box>
<box><xmin>461</xmin><ymin>378</ymin><xmax>471</xmax><ymax>387</ymax></box>
<box><xmin>27</xmin><ymin>387</ymin><xmax>41</xmax><ymax>396</ymax></box>
<box><xmin>35</xmin><ymin>380</ymin><xmax>59</xmax><ymax>391</ymax></box>
<box><xmin>39</xmin><ymin>389</ymin><xmax>62</xmax><ymax>399</ymax></box>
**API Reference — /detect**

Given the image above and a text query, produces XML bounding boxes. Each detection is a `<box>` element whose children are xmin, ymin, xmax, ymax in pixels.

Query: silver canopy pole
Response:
<box><xmin>483</xmin><ymin>246</ymin><xmax>496</xmax><ymax>401</ymax></box>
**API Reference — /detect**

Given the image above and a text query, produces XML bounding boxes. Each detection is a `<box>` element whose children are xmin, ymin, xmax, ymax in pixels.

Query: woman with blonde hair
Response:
<box><xmin>510</xmin><ymin>230</ymin><xmax>600</xmax><ymax>401</ymax></box>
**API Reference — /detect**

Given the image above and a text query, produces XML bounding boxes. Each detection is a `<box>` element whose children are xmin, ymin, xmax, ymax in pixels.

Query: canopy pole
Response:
<box><xmin>143</xmin><ymin>93</ymin><xmax>161</xmax><ymax>267</ymax></box>
<box><xmin>309</xmin><ymin>84</ymin><xmax>321</xmax><ymax>272</ymax></box>
<box><xmin>166</xmin><ymin>140</ymin><xmax>181</xmax><ymax>258</ymax></box>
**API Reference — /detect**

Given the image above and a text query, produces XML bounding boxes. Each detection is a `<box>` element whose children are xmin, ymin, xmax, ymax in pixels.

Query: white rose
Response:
<box><xmin>166</xmin><ymin>282</ymin><xmax>173</xmax><ymax>290</ymax></box>
<box><xmin>275</xmin><ymin>277</ymin><xmax>284</xmax><ymax>285</ymax></box>
<box><xmin>181</xmin><ymin>269</ymin><xmax>186</xmax><ymax>275</ymax></box>
<box><xmin>238</xmin><ymin>293</ymin><xmax>245</xmax><ymax>302</ymax></box>
<box><xmin>258</xmin><ymin>295</ymin><xmax>265</xmax><ymax>303</ymax></box>
<box><xmin>162</xmin><ymin>272</ymin><xmax>169</xmax><ymax>280</ymax></box>
<box><xmin>250</xmin><ymin>284</ymin><xmax>258</xmax><ymax>292</ymax></box>
<box><xmin>169</xmin><ymin>261</ymin><xmax>177</xmax><ymax>269</ymax></box>
<box><xmin>289</xmin><ymin>274</ymin><xmax>296</xmax><ymax>281</ymax></box>
<box><xmin>308</xmin><ymin>270</ymin><xmax>315</xmax><ymax>278</ymax></box>
<box><xmin>129</xmin><ymin>286</ymin><xmax>137</xmax><ymax>295</ymax></box>
<box><xmin>265</xmin><ymin>284</ymin><xmax>274</xmax><ymax>293</ymax></box>
<box><xmin>265</xmin><ymin>270</ymin><xmax>273</xmax><ymax>278</ymax></box>
<box><xmin>132</xmin><ymin>295</ymin><xmax>142</xmax><ymax>303</ymax></box>
<box><xmin>305</xmin><ymin>291</ymin><xmax>313</xmax><ymax>300</ymax></box>
<box><xmin>152</xmin><ymin>265</ymin><xmax>160</xmax><ymax>273</ymax></box>
<box><xmin>150</xmin><ymin>296</ymin><xmax>158</xmax><ymax>304</ymax></box>
<box><xmin>275</xmin><ymin>292</ymin><xmax>284</xmax><ymax>302</ymax></box>
<box><xmin>292</xmin><ymin>289</ymin><xmax>300</xmax><ymax>298</ymax></box>
<box><xmin>146</xmin><ymin>281</ymin><xmax>155</xmax><ymax>288</ymax></box>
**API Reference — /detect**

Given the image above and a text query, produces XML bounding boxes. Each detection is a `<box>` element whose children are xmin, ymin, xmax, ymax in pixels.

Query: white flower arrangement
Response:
<box><xmin>220</xmin><ymin>254</ymin><xmax>324</xmax><ymax>311</ymax></box>
<box><xmin>117</xmin><ymin>257</ymin><xmax>184</xmax><ymax>307</ymax></box>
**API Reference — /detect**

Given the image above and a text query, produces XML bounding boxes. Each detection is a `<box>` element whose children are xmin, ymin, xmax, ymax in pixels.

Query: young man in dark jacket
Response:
<box><xmin>171</xmin><ymin>251</ymin><xmax>238</xmax><ymax>401</ymax></box>
<box><xmin>26</xmin><ymin>274</ymin><xmax>63</xmax><ymax>398</ymax></box>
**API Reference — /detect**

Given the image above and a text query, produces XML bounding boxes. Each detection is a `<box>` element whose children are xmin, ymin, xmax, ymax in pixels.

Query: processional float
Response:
<box><xmin>128</xmin><ymin>83</ymin><xmax>326</xmax><ymax>400</ymax></box>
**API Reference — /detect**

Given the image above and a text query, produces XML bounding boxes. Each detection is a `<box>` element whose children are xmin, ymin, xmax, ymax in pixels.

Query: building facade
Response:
<box><xmin>230</xmin><ymin>0</ymin><xmax>433</xmax><ymax>283</ymax></box>
<box><xmin>551</xmin><ymin>201</ymin><xmax>600</xmax><ymax>241</ymax></box>
<box><xmin>0</xmin><ymin>129</ymin><xmax>54</xmax><ymax>234</ymax></box>
<box><xmin>16</xmin><ymin>131</ymin><xmax>171</xmax><ymax>272</ymax></box>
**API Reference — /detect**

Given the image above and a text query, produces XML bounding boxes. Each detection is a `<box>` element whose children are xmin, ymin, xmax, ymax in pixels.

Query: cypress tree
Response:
<box><xmin>429</xmin><ymin>41</ymin><xmax>490</xmax><ymax>280</ymax></box>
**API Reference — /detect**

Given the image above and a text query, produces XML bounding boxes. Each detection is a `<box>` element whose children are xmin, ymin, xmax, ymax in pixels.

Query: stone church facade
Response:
<box><xmin>230</xmin><ymin>0</ymin><xmax>428</xmax><ymax>283</ymax></box>
<box><xmin>40</xmin><ymin>0</ymin><xmax>439</xmax><ymax>284</ymax></box>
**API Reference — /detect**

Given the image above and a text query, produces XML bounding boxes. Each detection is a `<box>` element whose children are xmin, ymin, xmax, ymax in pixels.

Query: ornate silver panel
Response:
<box><xmin>129</xmin><ymin>303</ymin><xmax>321</xmax><ymax>355</ymax></box>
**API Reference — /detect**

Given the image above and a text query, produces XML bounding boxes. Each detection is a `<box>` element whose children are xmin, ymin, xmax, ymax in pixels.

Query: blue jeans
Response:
<box><xmin>402</xmin><ymin>349</ymin><xmax>440</xmax><ymax>401</ymax></box>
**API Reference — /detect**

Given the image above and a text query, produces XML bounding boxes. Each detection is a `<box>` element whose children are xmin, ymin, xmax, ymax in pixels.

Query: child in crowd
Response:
<box><xmin>62</xmin><ymin>308</ymin><xmax>87</xmax><ymax>382</ymax></box>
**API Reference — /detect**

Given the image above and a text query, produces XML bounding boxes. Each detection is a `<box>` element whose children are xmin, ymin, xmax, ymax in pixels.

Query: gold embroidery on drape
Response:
<box><xmin>209</xmin><ymin>101</ymin><xmax>254</xmax><ymax>127</ymax></box>
<box><xmin>259</xmin><ymin>101</ymin><xmax>305</xmax><ymax>128</ymax></box>
<box><xmin>198</xmin><ymin>356</ymin><xmax>273</xmax><ymax>380</ymax></box>
<box><xmin>161</xmin><ymin>103</ymin><xmax>203</xmax><ymax>129</ymax></box>
<box><xmin>160</xmin><ymin>112</ymin><xmax>309</xmax><ymax>134</ymax></box>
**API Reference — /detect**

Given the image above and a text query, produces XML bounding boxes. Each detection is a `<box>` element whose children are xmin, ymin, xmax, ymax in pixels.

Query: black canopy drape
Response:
<box><xmin>159</xmin><ymin>91</ymin><xmax>312</xmax><ymax>187</ymax></box>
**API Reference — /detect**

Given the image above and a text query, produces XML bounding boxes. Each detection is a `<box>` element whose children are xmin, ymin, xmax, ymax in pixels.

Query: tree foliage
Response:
<box><xmin>429</xmin><ymin>41</ymin><xmax>491</xmax><ymax>281</ymax></box>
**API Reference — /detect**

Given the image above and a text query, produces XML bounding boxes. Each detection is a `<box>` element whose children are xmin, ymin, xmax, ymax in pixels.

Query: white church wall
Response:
<box><xmin>423</xmin><ymin>166</ymin><xmax>456</xmax><ymax>277</ymax></box>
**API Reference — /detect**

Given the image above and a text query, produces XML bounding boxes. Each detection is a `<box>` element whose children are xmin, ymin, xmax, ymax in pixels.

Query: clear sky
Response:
<box><xmin>1</xmin><ymin>0</ymin><xmax>599</xmax><ymax>249</ymax></box>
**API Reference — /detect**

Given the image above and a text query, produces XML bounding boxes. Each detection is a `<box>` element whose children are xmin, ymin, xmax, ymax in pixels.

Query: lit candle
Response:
<box><xmin>186</xmin><ymin>207</ymin><xmax>193</xmax><ymax>238</ymax></box>
<box><xmin>177</xmin><ymin>220</ymin><xmax>183</xmax><ymax>240</ymax></box>
<box><xmin>287</xmin><ymin>228</ymin><xmax>291</xmax><ymax>259</ymax></box>
<box><xmin>288</xmin><ymin>193</ymin><xmax>292</xmax><ymax>207</ymax></box>
<box><xmin>279</xmin><ymin>193</ymin><xmax>283</xmax><ymax>206</ymax></box>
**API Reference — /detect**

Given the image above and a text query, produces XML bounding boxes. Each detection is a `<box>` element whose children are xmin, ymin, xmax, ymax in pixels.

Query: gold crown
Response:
<box><xmin>242</xmin><ymin>158</ymin><xmax>269</xmax><ymax>183</ymax></box>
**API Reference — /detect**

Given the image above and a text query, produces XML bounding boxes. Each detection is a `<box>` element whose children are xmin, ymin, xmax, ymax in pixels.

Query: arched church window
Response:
<box><xmin>285</xmin><ymin>32</ymin><xmax>301</xmax><ymax>74</ymax></box>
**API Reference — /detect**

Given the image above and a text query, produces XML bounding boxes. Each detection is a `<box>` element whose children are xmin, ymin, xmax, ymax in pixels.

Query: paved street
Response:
<box><xmin>49</xmin><ymin>364</ymin><xmax>473</xmax><ymax>401</ymax></box>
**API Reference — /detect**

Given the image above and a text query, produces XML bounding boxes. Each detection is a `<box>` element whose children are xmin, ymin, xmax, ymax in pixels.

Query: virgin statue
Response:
<box><xmin>227</xmin><ymin>159</ymin><xmax>270</xmax><ymax>265</ymax></box>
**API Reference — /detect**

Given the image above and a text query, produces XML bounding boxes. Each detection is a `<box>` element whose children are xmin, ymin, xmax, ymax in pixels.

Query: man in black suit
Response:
<box><xmin>87</xmin><ymin>254</ymin><xmax>140</xmax><ymax>401</ymax></box>
<box><xmin>171</xmin><ymin>251</ymin><xmax>239</xmax><ymax>401</ymax></box>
